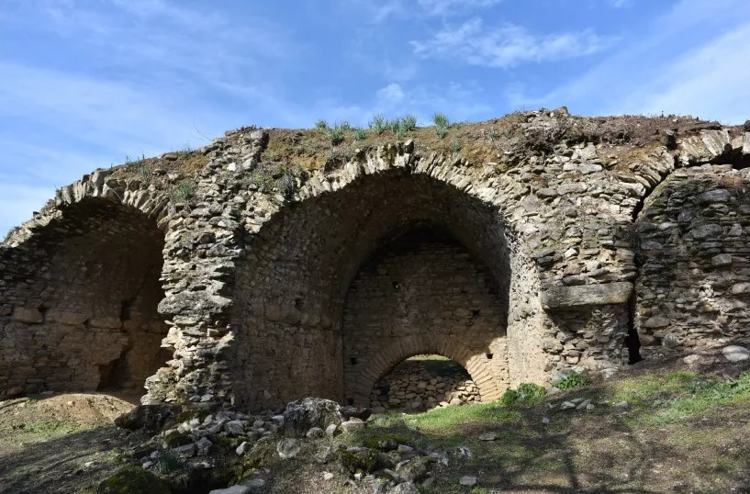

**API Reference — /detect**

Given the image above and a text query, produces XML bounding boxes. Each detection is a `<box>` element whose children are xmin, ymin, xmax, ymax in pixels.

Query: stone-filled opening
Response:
<box><xmin>369</xmin><ymin>355</ymin><xmax>481</xmax><ymax>412</ymax></box>
<box><xmin>342</xmin><ymin>225</ymin><xmax>507</xmax><ymax>405</ymax></box>
<box><xmin>231</xmin><ymin>169</ymin><xmax>543</xmax><ymax>411</ymax></box>
<box><xmin>0</xmin><ymin>198</ymin><xmax>170</xmax><ymax>398</ymax></box>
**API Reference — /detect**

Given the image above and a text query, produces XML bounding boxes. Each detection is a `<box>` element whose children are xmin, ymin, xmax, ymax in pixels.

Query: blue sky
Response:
<box><xmin>2</xmin><ymin>0</ymin><xmax>750</xmax><ymax>234</ymax></box>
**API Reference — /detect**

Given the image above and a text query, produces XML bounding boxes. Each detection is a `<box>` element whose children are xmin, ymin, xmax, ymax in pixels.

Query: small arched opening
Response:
<box><xmin>370</xmin><ymin>354</ymin><xmax>481</xmax><ymax>412</ymax></box>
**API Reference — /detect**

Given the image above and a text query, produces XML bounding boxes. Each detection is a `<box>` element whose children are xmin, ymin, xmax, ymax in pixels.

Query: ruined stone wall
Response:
<box><xmin>636</xmin><ymin>165</ymin><xmax>750</xmax><ymax>355</ymax></box>
<box><xmin>0</xmin><ymin>199</ymin><xmax>168</xmax><ymax>396</ymax></box>
<box><xmin>2</xmin><ymin>113</ymin><xmax>748</xmax><ymax>411</ymax></box>
<box><xmin>342</xmin><ymin>229</ymin><xmax>508</xmax><ymax>405</ymax></box>
<box><xmin>229</xmin><ymin>170</ymin><xmax>526</xmax><ymax>411</ymax></box>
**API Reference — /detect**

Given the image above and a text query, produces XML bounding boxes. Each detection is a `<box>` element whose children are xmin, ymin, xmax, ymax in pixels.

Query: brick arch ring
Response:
<box><xmin>346</xmin><ymin>334</ymin><xmax>504</xmax><ymax>406</ymax></box>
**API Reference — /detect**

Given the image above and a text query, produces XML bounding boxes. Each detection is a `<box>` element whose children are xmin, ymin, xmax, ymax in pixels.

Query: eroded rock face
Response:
<box><xmin>1</xmin><ymin>112</ymin><xmax>749</xmax><ymax>411</ymax></box>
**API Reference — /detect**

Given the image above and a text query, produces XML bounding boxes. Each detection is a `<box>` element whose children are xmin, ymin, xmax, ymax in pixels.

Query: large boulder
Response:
<box><xmin>282</xmin><ymin>397</ymin><xmax>343</xmax><ymax>437</ymax></box>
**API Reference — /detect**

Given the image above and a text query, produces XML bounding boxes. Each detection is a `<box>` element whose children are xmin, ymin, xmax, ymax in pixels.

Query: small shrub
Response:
<box><xmin>337</xmin><ymin>120</ymin><xmax>353</xmax><ymax>131</ymax></box>
<box><xmin>369</xmin><ymin>114</ymin><xmax>388</xmax><ymax>134</ymax></box>
<box><xmin>170</xmin><ymin>179</ymin><xmax>196</xmax><ymax>202</ymax></box>
<box><xmin>329</xmin><ymin>126</ymin><xmax>345</xmax><ymax>145</ymax></box>
<box><xmin>401</xmin><ymin>114</ymin><xmax>417</xmax><ymax>131</ymax></box>
<box><xmin>433</xmin><ymin>112</ymin><xmax>450</xmax><ymax>128</ymax></box>
<box><xmin>278</xmin><ymin>171</ymin><xmax>296</xmax><ymax>200</ymax></box>
<box><xmin>501</xmin><ymin>383</ymin><xmax>547</xmax><ymax>407</ymax></box>
<box><xmin>315</xmin><ymin>119</ymin><xmax>328</xmax><ymax>129</ymax></box>
<box><xmin>557</xmin><ymin>371</ymin><xmax>588</xmax><ymax>390</ymax></box>
<box><xmin>433</xmin><ymin>112</ymin><xmax>450</xmax><ymax>138</ymax></box>
<box><xmin>354</xmin><ymin>128</ymin><xmax>367</xmax><ymax>140</ymax></box>
<box><xmin>450</xmin><ymin>139</ymin><xmax>462</xmax><ymax>154</ymax></box>
<box><xmin>500</xmin><ymin>389</ymin><xmax>519</xmax><ymax>407</ymax></box>
<box><xmin>157</xmin><ymin>449</ymin><xmax>184</xmax><ymax>474</ymax></box>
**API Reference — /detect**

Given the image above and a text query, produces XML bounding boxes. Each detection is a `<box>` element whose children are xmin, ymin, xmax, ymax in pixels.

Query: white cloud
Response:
<box><xmin>352</xmin><ymin>0</ymin><xmax>500</xmax><ymax>22</ymax></box>
<box><xmin>506</xmin><ymin>0</ymin><xmax>750</xmax><ymax>123</ymax></box>
<box><xmin>417</xmin><ymin>0</ymin><xmax>501</xmax><ymax>16</ymax></box>
<box><xmin>377</xmin><ymin>83</ymin><xmax>406</xmax><ymax>105</ymax></box>
<box><xmin>411</xmin><ymin>18</ymin><xmax>613</xmax><ymax>68</ymax></box>
<box><xmin>615</xmin><ymin>22</ymin><xmax>750</xmax><ymax>123</ymax></box>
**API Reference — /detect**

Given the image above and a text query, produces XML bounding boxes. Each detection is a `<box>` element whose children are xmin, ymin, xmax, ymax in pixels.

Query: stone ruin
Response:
<box><xmin>1</xmin><ymin>109</ymin><xmax>749</xmax><ymax>414</ymax></box>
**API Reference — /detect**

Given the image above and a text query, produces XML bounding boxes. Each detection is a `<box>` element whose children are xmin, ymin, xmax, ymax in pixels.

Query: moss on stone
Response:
<box><xmin>96</xmin><ymin>466</ymin><xmax>170</xmax><ymax>494</ymax></box>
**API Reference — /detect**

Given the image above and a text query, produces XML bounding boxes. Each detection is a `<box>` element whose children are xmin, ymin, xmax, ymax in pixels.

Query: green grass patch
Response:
<box><xmin>608</xmin><ymin>370</ymin><xmax>750</xmax><ymax>425</ymax></box>
<box><xmin>21</xmin><ymin>419</ymin><xmax>82</xmax><ymax>438</ymax></box>
<box><xmin>404</xmin><ymin>401</ymin><xmax>522</xmax><ymax>432</ymax></box>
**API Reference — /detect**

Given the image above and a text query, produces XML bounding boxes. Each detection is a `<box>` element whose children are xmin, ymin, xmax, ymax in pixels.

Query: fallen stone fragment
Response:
<box><xmin>459</xmin><ymin>475</ymin><xmax>478</xmax><ymax>486</ymax></box>
<box><xmin>277</xmin><ymin>438</ymin><xmax>301</xmax><ymax>459</ymax></box>
<box><xmin>722</xmin><ymin>345</ymin><xmax>750</xmax><ymax>362</ymax></box>
<box><xmin>478</xmin><ymin>431</ymin><xmax>497</xmax><ymax>441</ymax></box>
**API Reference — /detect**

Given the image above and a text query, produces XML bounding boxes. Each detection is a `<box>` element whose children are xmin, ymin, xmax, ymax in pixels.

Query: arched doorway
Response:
<box><xmin>230</xmin><ymin>170</ymin><xmax>533</xmax><ymax>410</ymax></box>
<box><xmin>341</xmin><ymin>225</ymin><xmax>508</xmax><ymax>405</ymax></box>
<box><xmin>0</xmin><ymin>198</ymin><xmax>170</xmax><ymax>399</ymax></box>
<box><xmin>370</xmin><ymin>354</ymin><xmax>481</xmax><ymax>412</ymax></box>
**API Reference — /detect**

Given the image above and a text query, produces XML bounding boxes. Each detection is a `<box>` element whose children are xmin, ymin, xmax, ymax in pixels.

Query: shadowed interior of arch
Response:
<box><xmin>369</xmin><ymin>354</ymin><xmax>482</xmax><ymax>412</ymax></box>
<box><xmin>0</xmin><ymin>198</ymin><xmax>172</xmax><ymax>402</ymax></box>
<box><xmin>342</xmin><ymin>225</ymin><xmax>509</xmax><ymax>406</ymax></box>
<box><xmin>230</xmin><ymin>170</ymin><xmax>539</xmax><ymax>411</ymax></box>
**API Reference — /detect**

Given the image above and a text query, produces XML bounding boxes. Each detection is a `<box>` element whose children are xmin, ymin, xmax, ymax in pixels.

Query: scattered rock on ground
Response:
<box><xmin>722</xmin><ymin>345</ymin><xmax>750</xmax><ymax>362</ymax></box>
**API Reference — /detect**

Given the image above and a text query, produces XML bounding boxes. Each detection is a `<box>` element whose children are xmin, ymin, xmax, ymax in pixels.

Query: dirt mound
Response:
<box><xmin>0</xmin><ymin>392</ymin><xmax>135</xmax><ymax>432</ymax></box>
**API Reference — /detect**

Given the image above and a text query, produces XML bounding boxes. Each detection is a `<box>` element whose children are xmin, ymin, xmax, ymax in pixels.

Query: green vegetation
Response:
<box><xmin>314</xmin><ymin>119</ymin><xmax>328</xmax><ymax>129</ymax></box>
<box><xmin>500</xmin><ymin>383</ymin><xmax>547</xmax><ymax>407</ymax></box>
<box><xmin>609</xmin><ymin>370</ymin><xmax>750</xmax><ymax>426</ymax></box>
<box><xmin>169</xmin><ymin>179</ymin><xmax>197</xmax><ymax>203</ymax></box>
<box><xmin>21</xmin><ymin>419</ymin><xmax>81</xmax><ymax>438</ymax></box>
<box><xmin>368</xmin><ymin>114</ymin><xmax>388</xmax><ymax>134</ymax></box>
<box><xmin>156</xmin><ymin>449</ymin><xmax>184</xmax><ymax>474</ymax></box>
<box><xmin>433</xmin><ymin>112</ymin><xmax>450</xmax><ymax>138</ymax></box>
<box><xmin>368</xmin><ymin>114</ymin><xmax>418</xmax><ymax>138</ymax></box>
<box><xmin>354</xmin><ymin>128</ymin><xmax>367</xmax><ymax>140</ymax></box>
<box><xmin>97</xmin><ymin>466</ymin><xmax>170</xmax><ymax>494</ymax></box>
<box><xmin>556</xmin><ymin>371</ymin><xmax>588</xmax><ymax>390</ymax></box>
<box><xmin>450</xmin><ymin>138</ymin><xmax>462</xmax><ymax>154</ymax></box>
<box><xmin>329</xmin><ymin>125</ymin><xmax>345</xmax><ymax>145</ymax></box>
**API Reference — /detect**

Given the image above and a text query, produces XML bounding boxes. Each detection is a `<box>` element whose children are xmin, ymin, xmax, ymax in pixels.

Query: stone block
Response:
<box><xmin>541</xmin><ymin>282</ymin><xmax>633</xmax><ymax>310</ymax></box>
<box><xmin>12</xmin><ymin>307</ymin><xmax>43</xmax><ymax>324</ymax></box>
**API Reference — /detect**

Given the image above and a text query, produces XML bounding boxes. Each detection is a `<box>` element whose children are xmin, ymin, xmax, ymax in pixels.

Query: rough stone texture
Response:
<box><xmin>636</xmin><ymin>165</ymin><xmax>750</xmax><ymax>354</ymax></box>
<box><xmin>0</xmin><ymin>199</ymin><xmax>169</xmax><ymax>395</ymax></box>
<box><xmin>369</xmin><ymin>358</ymin><xmax>481</xmax><ymax>411</ymax></box>
<box><xmin>343</xmin><ymin>229</ymin><xmax>507</xmax><ymax>404</ymax></box>
<box><xmin>2</xmin><ymin>112</ymin><xmax>749</xmax><ymax>412</ymax></box>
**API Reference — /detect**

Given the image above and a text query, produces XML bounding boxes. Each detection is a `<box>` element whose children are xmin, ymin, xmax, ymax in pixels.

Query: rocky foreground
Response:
<box><xmin>1</xmin><ymin>345</ymin><xmax>750</xmax><ymax>493</ymax></box>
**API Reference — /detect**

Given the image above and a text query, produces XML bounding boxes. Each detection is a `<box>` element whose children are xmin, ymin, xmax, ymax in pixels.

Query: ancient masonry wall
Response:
<box><xmin>1</xmin><ymin>114</ymin><xmax>748</xmax><ymax>412</ymax></box>
<box><xmin>0</xmin><ymin>182</ymin><xmax>170</xmax><ymax>396</ymax></box>
<box><xmin>636</xmin><ymin>165</ymin><xmax>750</xmax><ymax>355</ymax></box>
<box><xmin>342</xmin><ymin>230</ymin><xmax>508</xmax><ymax>405</ymax></box>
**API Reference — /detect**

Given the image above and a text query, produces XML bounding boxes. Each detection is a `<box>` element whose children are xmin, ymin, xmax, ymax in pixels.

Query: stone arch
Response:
<box><xmin>341</xmin><ymin>225</ymin><xmax>508</xmax><ymax>405</ymax></box>
<box><xmin>230</xmin><ymin>151</ymin><xmax>546</xmax><ymax>411</ymax></box>
<box><xmin>0</xmin><ymin>193</ymin><xmax>171</xmax><ymax>399</ymax></box>
<box><xmin>349</xmin><ymin>338</ymin><xmax>502</xmax><ymax>406</ymax></box>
